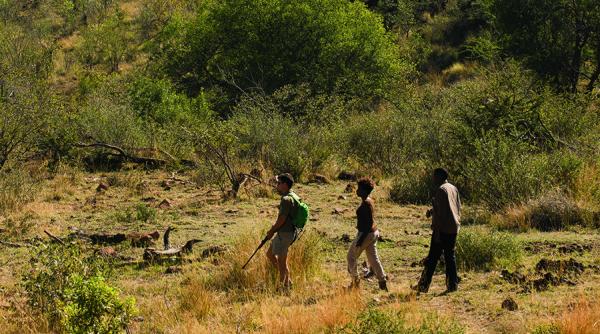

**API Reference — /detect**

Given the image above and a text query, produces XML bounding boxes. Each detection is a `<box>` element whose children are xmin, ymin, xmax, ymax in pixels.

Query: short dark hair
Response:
<box><xmin>357</xmin><ymin>177</ymin><xmax>375</xmax><ymax>194</ymax></box>
<box><xmin>433</xmin><ymin>168</ymin><xmax>449</xmax><ymax>181</ymax></box>
<box><xmin>277</xmin><ymin>173</ymin><xmax>294</xmax><ymax>188</ymax></box>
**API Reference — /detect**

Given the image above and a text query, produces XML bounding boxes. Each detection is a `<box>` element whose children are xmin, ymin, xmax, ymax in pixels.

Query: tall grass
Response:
<box><xmin>204</xmin><ymin>228</ymin><xmax>325</xmax><ymax>296</ymax></box>
<box><xmin>556</xmin><ymin>296</ymin><xmax>600</xmax><ymax>334</ymax></box>
<box><xmin>0</xmin><ymin>170</ymin><xmax>37</xmax><ymax>215</ymax></box>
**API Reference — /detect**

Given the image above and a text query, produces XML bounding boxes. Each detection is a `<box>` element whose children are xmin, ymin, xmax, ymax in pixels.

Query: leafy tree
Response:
<box><xmin>495</xmin><ymin>0</ymin><xmax>600</xmax><ymax>92</ymax></box>
<box><xmin>78</xmin><ymin>10</ymin><xmax>131</xmax><ymax>72</ymax></box>
<box><xmin>152</xmin><ymin>0</ymin><xmax>410</xmax><ymax>109</ymax></box>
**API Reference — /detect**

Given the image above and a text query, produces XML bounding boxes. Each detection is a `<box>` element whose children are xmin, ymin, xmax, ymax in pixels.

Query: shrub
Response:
<box><xmin>389</xmin><ymin>166</ymin><xmax>432</xmax><ymax>205</ymax></box>
<box><xmin>77</xmin><ymin>10</ymin><xmax>132</xmax><ymax>72</ymax></box>
<box><xmin>340</xmin><ymin>308</ymin><xmax>465</xmax><ymax>334</ymax></box>
<box><xmin>461</xmin><ymin>135</ymin><xmax>553</xmax><ymax>211</ymax></box>
<box><xmin>342</xmin><ymin>109</ymin><xmax>432</xmax><ymax>176</ymax></box>
<box><xmin>152</xmin><ymin>0</ymin><xmax>410</xmax><ymax>104</ymax></box>
<box><xmin>230</xmin><ymin>97</ymin><xmax>336</xmax><ymax>179</ymax></box>
<box><xmin>135</xmin><ymin>203</ymin><xmax>157</xmax><ymax>223</ymax></box>
<box><xmin>0</xmin><ymin>170</ymin><xmax>37</xmax><ymax>215</ymax></box>
<box><xmin>456</xmin><ymin>227</ymin><xmax>522</xmax><ymax>271</ymax></box>
<box><xmin>61</xmin><ymin>275</ymin><xmax>137</xmax><ymax>334</ymax></box>
<box><xmin>527</xmin><ymin>191</ymin><xmax>584</xmax><ymax>231</ymax></box>
<box><xmin>22</xmin><ymin>243</ymin><xmax>113</xmax><ymax>329</ymax></box>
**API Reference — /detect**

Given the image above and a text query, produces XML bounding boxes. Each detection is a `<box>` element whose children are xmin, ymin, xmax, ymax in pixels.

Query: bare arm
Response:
<box><xmin>267</xmin><ymin>214</ymin><xmax>287</xmax><ymax>239</ymax></box>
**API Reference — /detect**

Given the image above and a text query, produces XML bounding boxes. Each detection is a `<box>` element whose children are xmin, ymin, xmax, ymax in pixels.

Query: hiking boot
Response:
<box><xmin>378</xmin><ymin>280</ymin><xmax>388</xmax><ymax>291</ymax></box>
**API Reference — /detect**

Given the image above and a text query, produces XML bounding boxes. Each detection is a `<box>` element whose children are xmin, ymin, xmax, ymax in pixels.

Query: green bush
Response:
<box><xmin>135</xmin><ymin>203</ymin><xmax>157</xmax><ymax>223</ymax></box>
<box><xmin>456</xmin><ymin>227</ymin><xmax>522</xmax><ymax>271</ymax></box>
<box><xmin>77</xmin><ymin>10</ymin><xmax>132</xmax><ymax>72</ymax></box>
<box><xmin>61</xmin><ymin>275</ymin><xmax>137</xmax><ymax>334</ymax></box>
<box><xmin>461</xmin><ymin>135</ymin><xmax>553</xmax><ymax>211</ymax></box>
<box><xmin>22</xmin><ymin>243</ymin><xmax>112</xmax><ymax>329</ymax></box>
<box><xmin>230</xmin><ymin>96</ymin><xmax>338</xmax><ymax>179</ymax></box>
<box><xmin>340</xmin><ymin>308</ymin><xmax>465</xmax><ymax>334</ymax></box>
<box><xmin>152</xmin><ymin>0</ymin><xmax>410</xmax><ymax>105</ymax></box>
<box><xmin>342</xmin><ymin>109</ymin><xmax>431</xmax><ymax>175</ymax></box>
<box><xmin>389</xmin><ymin>167</ymin><xmax>432</xmax><ymax>205</ymax></box>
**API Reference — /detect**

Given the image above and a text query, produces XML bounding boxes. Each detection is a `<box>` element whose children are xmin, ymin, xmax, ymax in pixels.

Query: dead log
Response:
<box><xmin>75</xmin><ymin>142</ymin><xmax>168</xmax><ymax>167</ymax></box>
<box><xmin>143</xmin><ymin>239</ymin><xmax>201</xmax><ymax>262</ymax></box>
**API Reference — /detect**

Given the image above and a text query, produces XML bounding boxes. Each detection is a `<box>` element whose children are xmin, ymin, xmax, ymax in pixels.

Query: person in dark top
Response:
<box><xmin>347</xmin><ymin>177</ymin><xmax>387</xmax><ymax>291</ymax></box>
<box><xmin>415</xmin><ymin>168</ymin><xmax>461</xmax><ymax>293</ymax></box>
<box><xmin>266</xmin><ymin>173</ymin><xmax>299</xmax><ymax>291</ymax></box>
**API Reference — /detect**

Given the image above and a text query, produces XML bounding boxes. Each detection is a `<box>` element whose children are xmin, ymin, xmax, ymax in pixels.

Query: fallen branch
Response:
<box><xmin>0</xmin><ymin>240</ymin><xmax>28</xmax><ymax>248</ymax></box>
<box><xmin>44</xmin><ymin>230</ymin><xmax>65</xmax><ymax>245</ymax></box>
<box><xmin>75</xmin><ymin>142</ymin><xmax>167</xmax><ymax>167</ymax></box>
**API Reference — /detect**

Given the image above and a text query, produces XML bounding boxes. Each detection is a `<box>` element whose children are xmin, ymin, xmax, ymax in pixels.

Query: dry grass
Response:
<box><xmin>204</xmin><ymin>228</ymin><xmax>324</xmax><ymax>295</ymax></box>
<box><xmin>557</xmin><ymin>296</ymin><xmax>600</xmax><ymax>334</ymax></box>
<box><xmin>260</xmin><ymin>291</ymin><xmax>364</xmax><ymax>334</ymax></box>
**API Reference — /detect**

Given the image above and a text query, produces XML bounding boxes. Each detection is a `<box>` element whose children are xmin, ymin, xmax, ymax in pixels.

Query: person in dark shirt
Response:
<box><xmin>414</xmin><ymin>168</ymin><xmax>461</xmax><ymax>293</ymax></box>
<box><xmin>347</xmin><ymin>177</ymin><xmax>387</xmax><ymax>291</ymax></box>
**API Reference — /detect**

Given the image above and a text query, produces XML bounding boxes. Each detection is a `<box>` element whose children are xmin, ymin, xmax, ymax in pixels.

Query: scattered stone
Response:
<box><xmin>160</xmin><ymin>180</ymin><xmax>173</xmax><ymax>190</ymax></box>
<box><xmin>96</xmin><ymin>247</ymin><xmax>118</xmax><ymax>258</ymax></box>
<box><xmin>225</xmin><ymin>209</ymin><xmax>239</xmax><ymax>214</ymax></box>
<box><xmin>165</xmin><ymin>266</ymin><xmax>183</xmax><ymax>274</ymax></box>
<box><xmin>332</xmin><ymin>207</ymin><xmax>348</xmax><ymax>215</ymax></box>
<box><xmin>202</xmin><ymin>245</ymin><xmax>227</xmax><ymax>258</ymax></box>
<box><xmin>344</xmin><ymin>183</ymin><xmax>356</xmax><ymax>193</ymax></box>
<box><xmin>309</xmin><ymin>218</ymin><xmax>318</xmax><ymax>222</ymax></box>
<box><xmin>535</xmin><ymin>258</ymin><xmax>584</xmax><ymax>275</ymax></box>
<box><xmin>96</xmin><ymin>182</ymin><xmax>109</xmax><ymax>192</ymax></box>
<box><xmin>158</xmin><ymin>199</ymin><xmax>172</xmax><ymax>209</ymax></box>
<box><xmin>310</xmin><ymin>174</ymin><xmax>331</xmax><ymax>184</ymax></box>
<box><xmin>501</xmin><ymin>297</ymin><xmax>518</xmax><ymax>311</ymax></box>
<box><xmin>338</xmin><ymin>195</ymin><xmax>347</xmax><ymax>200</ymax></box>
<box><xmin>340</xmin><ymin>234</ymin><xmax>352</xmax><ymax>243</ymax></box>
<box><xmin>338</xmin><ymin>171</ymin><xmax>357</xmax><ymax>181</ymax></box>
<box><xmin>500</xmin><ymin>270</ymin><xmax>527</xmax><ymax>285</ymax></box>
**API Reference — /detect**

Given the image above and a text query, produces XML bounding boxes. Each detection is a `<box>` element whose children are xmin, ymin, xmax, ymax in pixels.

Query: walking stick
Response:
<box><xmin>242</xmin><ymin>236</ymin><xmax>270</xmax><ymax>269</ymax></box>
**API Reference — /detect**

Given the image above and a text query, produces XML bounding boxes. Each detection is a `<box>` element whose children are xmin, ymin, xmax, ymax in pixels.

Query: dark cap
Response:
<box><xmin>277</xmin><ymin>173</ymin><xmax>294</xmax><ymax>188</ymax></box>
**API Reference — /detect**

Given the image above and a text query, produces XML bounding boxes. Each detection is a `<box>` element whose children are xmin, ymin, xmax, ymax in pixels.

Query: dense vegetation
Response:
<box><xmin>0</xmin><ymin>0</ymin><xmax>598</xmax><ymax>218</ymax></box>
<box><xmin>1</xmin><ymin>1</ymin><xmax>599</xmax><ymax>331</ymax></box>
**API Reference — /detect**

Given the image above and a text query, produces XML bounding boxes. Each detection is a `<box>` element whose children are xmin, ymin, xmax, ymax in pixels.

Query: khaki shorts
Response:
<box><xmin>272</xmin><ymin>231</ymin><xmax>296</xmax><ymax>257</ymax></box>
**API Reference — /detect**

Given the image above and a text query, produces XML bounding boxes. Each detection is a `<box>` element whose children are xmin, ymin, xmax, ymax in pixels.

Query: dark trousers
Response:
<box><xmin>418</xmin><ymin>232</ymin><xmax>458</xmax><ymax>291</ymax></box>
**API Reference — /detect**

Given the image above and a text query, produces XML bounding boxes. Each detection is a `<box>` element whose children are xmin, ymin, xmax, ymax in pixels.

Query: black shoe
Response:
<box><xmin>378</xmin><ymin>280</ymin><xmax>388</xmax><ymax>291</ymax></box>
<box><xmin>445</xmin><ymin>284</ymin><xmax>458</xmax><ymax>293</ymax></box>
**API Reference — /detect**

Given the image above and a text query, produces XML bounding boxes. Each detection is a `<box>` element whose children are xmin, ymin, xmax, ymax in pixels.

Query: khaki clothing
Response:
<box><xmin>272</xmin><ymin>231</ymin><xmax>297</xmax><ymax>257</ymax></box>
<box><xmin>347</xmin><ymin>230</ymin><xmax>386</xmax><ymax>282</ymax></box>
<box><xmin>432</xmin><ymin>182</ymin><xmax>461</xmax><ymax>234</ymax></box>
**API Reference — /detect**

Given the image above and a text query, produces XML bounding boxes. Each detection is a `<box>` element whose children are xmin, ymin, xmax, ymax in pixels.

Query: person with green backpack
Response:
<box><xmin>265</xmin><ymin>173</ymin><xmax>309</xmax><ymax>291</ymax></box>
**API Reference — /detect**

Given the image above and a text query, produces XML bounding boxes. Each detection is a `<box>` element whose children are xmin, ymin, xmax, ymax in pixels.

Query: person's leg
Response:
<box><xmin>417</xmin><ymin>233</ymin><xmax>443</xmax><ymax>292</ymax></box>
<box><xmin>266</xmin><ymin>244</ymin><xmax>278</xmax><ymax>268</ymax></box>
<box><xmin>347</xmin><ymin>233</ymin><xmax>366</xmax><ymax>287</ymax></box>
<box><xmin>364</xmin><ymin>231</ymin><xmax>386</xmax><ymax>290</ymax></box>
<box><xmin>277</xmin><ymin>251</ymin><xmax>290</xmax><ymax>286</ymax></box>
<box><xmin>442</xmin><ymin>233</ymin><xmax>458</xmax><ymax>291</ymax></box>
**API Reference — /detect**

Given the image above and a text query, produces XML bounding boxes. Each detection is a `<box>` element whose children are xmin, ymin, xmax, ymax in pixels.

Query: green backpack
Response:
<box><xmin>288</xmin><ymin>192</ymin><xmax>310</xmax><ymax>229</ymax></box>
